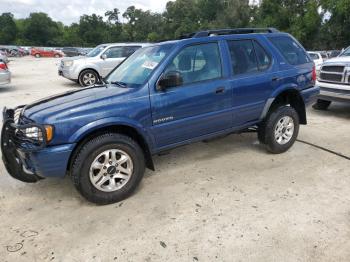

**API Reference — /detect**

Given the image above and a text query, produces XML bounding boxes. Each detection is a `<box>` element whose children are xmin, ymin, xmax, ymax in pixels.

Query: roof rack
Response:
<box><xmin>180</xmin><ymin>28</ymin><xmax>279</xmax><ymax>39</ymax></box>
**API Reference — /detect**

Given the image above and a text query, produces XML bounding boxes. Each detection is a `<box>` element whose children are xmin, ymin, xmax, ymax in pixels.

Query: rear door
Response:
<box><xmin>227</xmin><ymin>39</ymin><xmax>275</xmax><ymax>127</ymax></box>
<box><xmin>150</xmin><ymin>42</ymin><xmax>232</xmax><ymax>148</ymax></box>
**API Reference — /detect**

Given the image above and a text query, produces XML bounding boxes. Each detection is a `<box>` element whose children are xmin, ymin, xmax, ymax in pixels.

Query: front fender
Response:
<box><xmin>68</xmin><ymin>117</ymin><xmax>154</xmax><ymax>149</ymax></box>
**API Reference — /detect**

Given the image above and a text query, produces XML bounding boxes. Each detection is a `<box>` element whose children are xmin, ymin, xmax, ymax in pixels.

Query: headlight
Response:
<box><xmin>64</xmin><ymin>61</ymin><xmax>74</xmax><ymax>67</ymax></box>
<box><xmin>23</xmin><ymin>125</ymin><xmax>54</xmax><ymax>142</ymax></box>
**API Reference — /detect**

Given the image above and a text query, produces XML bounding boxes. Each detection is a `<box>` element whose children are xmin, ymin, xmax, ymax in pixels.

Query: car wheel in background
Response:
<box><xmin>312</xmin><ymin>99</ymin><xmax>331</xmax><ymax>110</ymax></box>
<box><xmin>79</xmin><ymin>69</ymin><xmax>100</xmax><ymax>87</ymax></box>
<box><xmin>35</xmin><ymin>53</ymin><xmax>41</xmax><ymax>58</ymax></box>
<box><xmin>258</xmin><ymin>106</ymin><xmax>299</xmax><ymax>154</ymax></box>
<box><xmin>71</xmin><ymin>133</ymin><xmax>145</xmax><ymax>205</ymax></box>
<box><xmin>54</xmin><ymin>54</ymin><xmax>60</xmax><ymax>58</ymax></box>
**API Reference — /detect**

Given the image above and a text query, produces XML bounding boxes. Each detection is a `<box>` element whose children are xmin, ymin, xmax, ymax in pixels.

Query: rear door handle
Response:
<box><xmin>215</xmin><ymin>87</ymin><xmax>225</xmax><ymax>94</ymax></box>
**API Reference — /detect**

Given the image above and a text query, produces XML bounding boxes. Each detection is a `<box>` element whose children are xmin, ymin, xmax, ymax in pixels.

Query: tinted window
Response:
<box><xmin>123</xmin><ymin>46</ymin><xmax>140</xmax><ymax>57</ymax></box>
<box><xmin>253</xmin><ymin>41</ymin><xmax>271</xmax><ymax>71</ymax></box>
<box><xmin>309</xmin><ymin>53</ymin><xmax>319</xmax><ymax>60</ymax></box>
<box><xmin>104</xmin><ymin>47</ymin><xmax>124</xmax><ymax>58</ymax></box>
<box><xmin>164</xmin><ymin>43</ymin><xmax>222</xmax><ymax>85</ymax></box>
<box><xmin>269</xmin><ymin>36</ymin><xmax>310</xmax><ymax>65</ymax></box>
<box><xmin>228</xmin><ymin>40</ymin><xmax>258</xmax><ymax>75</ymax></box>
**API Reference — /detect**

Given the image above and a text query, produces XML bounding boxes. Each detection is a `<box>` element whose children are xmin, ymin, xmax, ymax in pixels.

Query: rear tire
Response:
<box><xmin>35</xmin><ymin>53</ymin><xmax>40</xmax><ymax>58</ymax></box>
<box><xmin>71</xmin><ymin>133</ymin><xmax>145</xmax><ymax>205</ymax></box>
<box><xmin>312</xmin><ymin>99</ymin><xmax>331</xmax><ymax>110</ymax></box>
<box><xmin>259</xmin><ymin>106</ymin><xmax>299</xmax><ymax>154</ymax></box>
<box><xmin>79</xmin><ymin>69</ymin><xmax>100</xmax><ymax>87</ymax></box>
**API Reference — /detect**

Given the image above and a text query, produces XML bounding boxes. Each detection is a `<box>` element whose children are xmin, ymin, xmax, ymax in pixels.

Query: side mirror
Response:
<box><xmin>101</xmin><ymin>54</ymin><xmax>107</xmax><ymax>60</ymax></box>
<box><xmin>157</xmin><ymin>71</ymin><xmax>183</xmax><ymax>91</ymax></box>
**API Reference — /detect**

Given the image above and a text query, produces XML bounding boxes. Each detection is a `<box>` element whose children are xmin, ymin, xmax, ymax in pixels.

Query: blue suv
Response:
<box><xmin>1</xmin><ymin>28</ymin><xmax>319</xmax><ymax>204</ymax></box>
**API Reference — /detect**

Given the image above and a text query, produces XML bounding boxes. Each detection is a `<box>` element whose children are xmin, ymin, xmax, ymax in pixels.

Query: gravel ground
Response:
<box><xmin>0</xmin><ymin>57</ymin><xmax>350</xmax><ymax>262</ymax></box>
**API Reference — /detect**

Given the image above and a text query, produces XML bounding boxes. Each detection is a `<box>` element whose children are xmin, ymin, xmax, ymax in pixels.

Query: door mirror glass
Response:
<box><xmin>101</xmin><ymin>54</ymin><xmax>107</xmax><ymax>60</ymax></box>
<box><xmin>157</xmin><ymin>71</ymin><xmax>183</xmax><ymax>90</ymax></box>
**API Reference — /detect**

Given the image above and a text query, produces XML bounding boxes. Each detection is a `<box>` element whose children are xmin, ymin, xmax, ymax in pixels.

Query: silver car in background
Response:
<box><xmin>0</xmin><ymin>60</ymin><xmax>11</xmax><ymax>85</ymax></box>
<box><xmin>0</xmin><ymin>52</ymin><xmax>9</xmax><ymax>64</ymax></box>
<box><xmin>58</xmin><ymin>43</ymin><xmax>149</xmax><ymax>86</ymax></box>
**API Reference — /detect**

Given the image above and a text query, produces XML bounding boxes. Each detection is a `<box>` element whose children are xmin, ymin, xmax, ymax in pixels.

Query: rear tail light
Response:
<box><xmin>312</xmin><ymin>66</ymin><xmax>317</xmax><ymax>82</ymax></box>
<box><xmin>0</xmin><ymin>62</ymin><xmax>7</xmax><ymax>70</ymax></box>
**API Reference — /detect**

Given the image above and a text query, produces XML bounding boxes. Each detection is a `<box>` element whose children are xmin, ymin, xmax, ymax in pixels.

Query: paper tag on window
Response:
<box><xmin>142</xmin><ymin>61</ymin><xmax>158</xmax><ymax>70</ymax></box>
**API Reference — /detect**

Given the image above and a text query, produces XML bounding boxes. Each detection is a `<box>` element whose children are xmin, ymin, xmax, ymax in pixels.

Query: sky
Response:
<box><xmin>0</xmin><ymin>0</ymin><xmax>171</xmax><ymax>25</ymax></box>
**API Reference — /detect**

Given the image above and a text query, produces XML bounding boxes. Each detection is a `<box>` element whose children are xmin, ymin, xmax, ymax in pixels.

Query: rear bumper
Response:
<box><xmin>1</xmin><ymin>107</ymin><xmax>75</xmax><ymax>181</ymax></box>
<box><xmin>301</xmin><ymin>86</ymin><xmax>320</xmax><ymax>106</ymax></box>
<box><xmin>0</xmin><ymin>71</ymin><xmax>11</xmax><ymax>85</ymax></box>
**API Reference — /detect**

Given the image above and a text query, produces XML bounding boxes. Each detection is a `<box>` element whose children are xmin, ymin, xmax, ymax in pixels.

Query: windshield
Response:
<box><xmin>340</xmin><ymin>47</ymin><xmax>350</xmax><ymax>57</ymax></box>
<box><xmin>106</xmin><ymin>44</ymin><xmax>174</xmax><ymax>87</ymax></box>
<box><xmin>86</xmin><ymin>45</ymin><xmax>107</xmax><ymax>57</ymax></box>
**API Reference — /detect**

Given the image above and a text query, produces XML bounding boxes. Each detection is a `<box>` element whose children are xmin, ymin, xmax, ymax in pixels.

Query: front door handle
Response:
<box><xmin>215</xmin><ymin>87</ymin><xmax>225</xmax><ymax>94</ymax></box>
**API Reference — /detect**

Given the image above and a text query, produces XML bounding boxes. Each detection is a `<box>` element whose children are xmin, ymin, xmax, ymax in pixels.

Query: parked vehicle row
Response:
<box><xmin>1</xmin><ymin>28</ymin><xmax>319</xmax><ymax>204</ymax></box>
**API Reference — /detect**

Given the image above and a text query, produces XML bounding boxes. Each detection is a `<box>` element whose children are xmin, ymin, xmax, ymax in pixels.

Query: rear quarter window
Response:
<box><xmin>269</xmin><ymin>36</ymin><xmax>311</xmax><ymax>65</ymax></box>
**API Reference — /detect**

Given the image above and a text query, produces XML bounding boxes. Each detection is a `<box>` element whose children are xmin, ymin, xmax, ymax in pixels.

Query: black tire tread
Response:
<box><xmin>71</xmin><ymin>132</ymin><xmax>145</xmax><ymax>205</ymax></box>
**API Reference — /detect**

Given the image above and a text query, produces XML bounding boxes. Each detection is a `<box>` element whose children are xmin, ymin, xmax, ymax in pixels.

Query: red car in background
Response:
<box><xmin>31</xmin><ymin>47</ymin><xmax>64</xmax><ymax>58</ymax></box>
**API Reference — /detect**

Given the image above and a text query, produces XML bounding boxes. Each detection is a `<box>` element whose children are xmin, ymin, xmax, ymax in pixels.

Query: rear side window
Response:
<box><xmin>228</xmin><ymin>40</ymin><xmax>258</xmax><ymax>75</ymax></box>
<box><xmin>123</xmin><ymin>46</ymin><xmax>140</xmax><ymax>57</ymax></box>
<box><xmin>269</xmin><ymin>36</ymin><xmax>310</xmax><ymax>65</ymax></box>
<box><xmin>253</xmin><ymin>41</ymin><xmax>271</xmax><ymax>71</ymax></box>
<box><xmin>309</xmin><ymin>53</ymin><xmax>319</xmax><ymax>60</ymax></box>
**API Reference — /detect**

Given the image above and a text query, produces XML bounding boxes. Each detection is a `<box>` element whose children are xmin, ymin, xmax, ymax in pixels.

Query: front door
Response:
<box><xmin>149</xmin><ymin>42</ymin><xmax>232</xmax><ymax>148</ymax></box>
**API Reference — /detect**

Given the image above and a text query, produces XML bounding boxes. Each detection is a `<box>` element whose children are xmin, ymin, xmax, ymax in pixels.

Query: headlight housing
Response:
<box><xmin>23</xmin><ymin>125</ymin><xmax>54</xmax><ymax>143</ymax></box>
<box><xmin>64</xmin><ymin>60</ymin><xmax>74</xmax><ymax>67</ymax></box>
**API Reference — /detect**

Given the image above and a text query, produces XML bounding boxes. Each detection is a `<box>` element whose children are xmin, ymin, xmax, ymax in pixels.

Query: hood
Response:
<box><xmin>61</xmin><ymin>56</ymin><xmax>86</xmax><ymax>62</ymax></box>
<box><xmin>22</xmin><ymin>84</ymin><xmax>139</xmax><ymax>123</ymax></box>
<box><xmin>323</xmin><ymin>56</ymin><xmax>350</xmax><ymax>66</ymax></box>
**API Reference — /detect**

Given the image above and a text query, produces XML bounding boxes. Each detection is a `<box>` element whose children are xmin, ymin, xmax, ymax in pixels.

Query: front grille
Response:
<box><xmin>320</xmin><ymin>72</ymin><xmax>343</xmax><ymax>82</ymax></box>
<box><xmin>322</xmin><ymin>65</ymin><xmax>344</xmax><ymax>73</ymax></box>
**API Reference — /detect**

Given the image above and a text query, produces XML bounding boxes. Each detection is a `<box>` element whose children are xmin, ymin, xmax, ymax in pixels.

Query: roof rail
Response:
<box><xmin>181</xmin><ymin>28</ymin><xmax>279</xmax><ymax>39</ymax></box>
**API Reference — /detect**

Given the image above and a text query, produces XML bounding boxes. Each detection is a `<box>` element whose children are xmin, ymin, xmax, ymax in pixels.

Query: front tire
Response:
<box><xmin>71</xmin><ymin>133</ymin><xmax>145</xmax><ymax>205</ymax></box>
<box><xmin>79</xmin><ymin>69</ymin><xmax>100</xmax><ymax>87</ymax></box>
<box><xmin>258</xmin><ymin>106</ymin><xmax>299</xmax><ymax>154</ymax></box>
<box><xmin>312</xmin><ymin>99</ymin><xmax>331</xmax><ymax>110</ymax></box>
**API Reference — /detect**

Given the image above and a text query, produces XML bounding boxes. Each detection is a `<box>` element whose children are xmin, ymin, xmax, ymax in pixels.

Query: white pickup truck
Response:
<box><xmin>314</xmin><ymin>46</ymin><xmax>350</xmax><ymax>110</ymax></box>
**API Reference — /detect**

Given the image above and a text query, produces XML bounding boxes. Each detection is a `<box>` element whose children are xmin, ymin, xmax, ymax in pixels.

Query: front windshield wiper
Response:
<box><xmin>110</xmin><ymin>81</ymin><xmax>128</xmax><ymax>88</ymax></box>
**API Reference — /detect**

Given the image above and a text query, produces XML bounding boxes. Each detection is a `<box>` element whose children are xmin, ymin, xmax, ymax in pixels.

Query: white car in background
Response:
<box><xmin>308</xmin><ymin>51</ymin><xmax>328</xmax><ymax>71</ymax></box>
<box><xmin>58</xmin><ymin>43</ymin><xmax>149</xmax><ymax>87</ymax></box>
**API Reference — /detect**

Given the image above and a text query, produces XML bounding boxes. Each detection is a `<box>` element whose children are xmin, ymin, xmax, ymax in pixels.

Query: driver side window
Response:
<box><xmin>104</xmin><ymin>47</ymin><xmax>124</xmax><ymax>58</ymax></box>
<box><xmin>164</xmin><ymin>43</ymin><xmax>222</xmax><ymax>86</ymax></box>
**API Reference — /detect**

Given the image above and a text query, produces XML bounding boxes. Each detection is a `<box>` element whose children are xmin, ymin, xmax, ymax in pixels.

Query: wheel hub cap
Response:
<box><xmin>274</xmin><ymin>116</ymin><xmax>294</xmax><ymax>145</ymax></box>
<box><xmin>89</xmin><ymin>149</ymin><xmax>133</xmax><ymax>192</ymax></box>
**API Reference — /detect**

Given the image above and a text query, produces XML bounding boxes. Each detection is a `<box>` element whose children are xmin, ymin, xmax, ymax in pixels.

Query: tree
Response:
<box><xmin>22</xmin><ymin>12</ymin><xmax>62</xmax><ymax>46</ymax></box>
<box><xmin>0</xmin><ymin>13</ymin><xmax>17</xmax><ymax>44</ymax></box>
<box><xmin>78</xmin><ymin>14</ymin><xmax>109</xmax><ymax>46</ymax></box>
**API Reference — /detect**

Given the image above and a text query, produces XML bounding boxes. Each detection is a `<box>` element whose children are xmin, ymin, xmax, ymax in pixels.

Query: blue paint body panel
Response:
<box><xmin>10</xmin><ymin>32</ymin><xmax>319</xmax><ymax>177</ymax></box>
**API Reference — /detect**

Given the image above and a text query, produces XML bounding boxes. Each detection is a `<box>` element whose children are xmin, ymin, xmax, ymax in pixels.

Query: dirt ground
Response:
<box><xmin>0</xmin><ymin>57</ymin><xmax>350</xmax><ymax>262</ymax></box>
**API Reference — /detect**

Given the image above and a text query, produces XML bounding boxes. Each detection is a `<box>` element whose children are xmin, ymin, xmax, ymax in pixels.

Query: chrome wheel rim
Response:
<box><xmin>89</xmin><ymin>149</ymin><xmax>133</xmax><ymax>192</ymax></box>
<box><xmin>83</xmin><ymin>73</ymin><xmax>96</xmax><ymax>86</ymax></box>
<box><xmin>274</xmin><ymin>116</ymin><xmax>294</xmax><ymax>145</ymax></box>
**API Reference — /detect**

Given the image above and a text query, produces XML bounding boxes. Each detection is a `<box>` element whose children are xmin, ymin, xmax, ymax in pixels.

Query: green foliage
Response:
<box><xmin>0</xmin><ymin>0</ymin><xmax>349</xmax><ymax>50</ymax></box>
<box><xmin>0</xmin><ymin>13</ymin><xmax>17</xmax><ymax>44</ymax></box>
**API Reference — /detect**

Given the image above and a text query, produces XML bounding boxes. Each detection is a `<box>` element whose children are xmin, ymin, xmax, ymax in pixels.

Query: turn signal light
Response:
<box><xmin>45</xmin><ymin>125</ymin><xmax>54</xmax><ymax>142</ymax></box>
